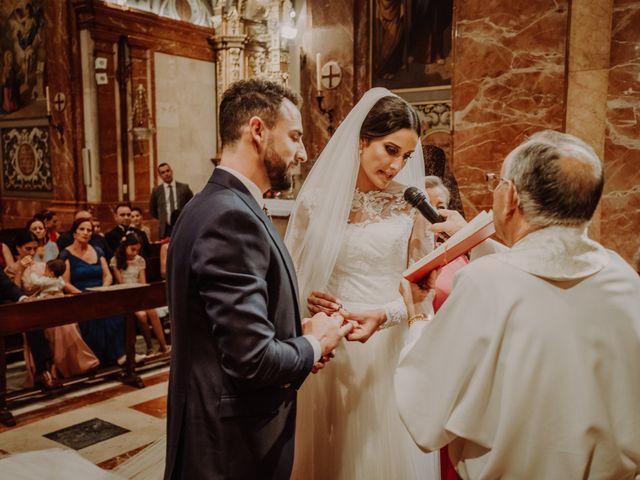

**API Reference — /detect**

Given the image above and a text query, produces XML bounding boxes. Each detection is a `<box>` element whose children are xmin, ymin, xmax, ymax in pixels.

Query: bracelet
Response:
<box><xmin>408</xmin><ymin>313</ymin><xmax>432</xmax><ymax>327</ymax></box>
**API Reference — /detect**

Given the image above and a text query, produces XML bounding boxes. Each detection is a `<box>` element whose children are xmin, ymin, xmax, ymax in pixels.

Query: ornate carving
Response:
<box><xmin>1</xmin><ymin>125</ymin><xmax>52</xmax><ymax>194</ymax></box>
<box><xmin>414</xmin><ymin>102</ymin><xmax>452</xmax><ymax>131</ymax></box>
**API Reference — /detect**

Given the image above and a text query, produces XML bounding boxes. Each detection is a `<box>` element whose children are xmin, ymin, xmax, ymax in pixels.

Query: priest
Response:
<box><xmin>395</xmin><ymin>130</ymin><xmax>640</xmax><ymax>479</ymax></box>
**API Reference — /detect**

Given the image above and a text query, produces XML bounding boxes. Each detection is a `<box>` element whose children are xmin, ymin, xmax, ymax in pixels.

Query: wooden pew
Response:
<box><xmin>0</xmin><ymin>282</ymin><xmax>168</xmax><ymax>426</ymax></box>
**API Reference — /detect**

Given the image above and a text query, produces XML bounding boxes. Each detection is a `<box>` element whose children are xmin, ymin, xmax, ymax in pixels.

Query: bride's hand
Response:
<box><xmin>345</xmin><ymin>309</ymin><xmax>386</xmax><ymax>343</ymax></box>
<box><xmin>308</xmin><ymin>291</ymin><xmax>342</xmax><ymax>315</ymax></box>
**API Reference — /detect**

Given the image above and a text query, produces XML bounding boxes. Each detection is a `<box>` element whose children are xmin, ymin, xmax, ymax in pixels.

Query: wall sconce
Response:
<box><xmin>130</xmin><ymin>84</ymin><xmax>155</xmax><ymax>140</ymax></box>
<box><xmin>316</xmin><ymin>55</ymin><xmax>342</xmax><ymax>135</ymax></box>
<box><xmin>45</xmin><ymin>86</ymin><xmax>65</xmax><ymax>144</ymax></box>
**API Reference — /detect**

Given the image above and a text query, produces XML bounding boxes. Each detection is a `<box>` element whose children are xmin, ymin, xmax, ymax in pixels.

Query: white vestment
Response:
<box><xmin>395</xmin><ymin>226</ymin><xmax>640</xmax><ymax>479</ymax></box>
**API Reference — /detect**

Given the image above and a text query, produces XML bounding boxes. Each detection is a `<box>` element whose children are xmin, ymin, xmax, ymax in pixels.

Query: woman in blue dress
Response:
<box><xmin>60</xmin><ymin>218</ymin><xmax>126</xmax><ymax>365</ymax></box>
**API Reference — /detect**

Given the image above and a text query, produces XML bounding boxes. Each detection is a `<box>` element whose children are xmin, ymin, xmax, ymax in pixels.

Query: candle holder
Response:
<box><xmin>48</xmin><ymin>116</ymin><xmax>65</xmax><ymax>145</ymax></box>
<box><xmin>316</xmin><ymin>94</ymin><xmax>335</xmax><ymax>135</ymax></box>
<box><xmin>45</xmin><ymin>86</ymin><xmax>65</xmax><ymax>144</ymax></box>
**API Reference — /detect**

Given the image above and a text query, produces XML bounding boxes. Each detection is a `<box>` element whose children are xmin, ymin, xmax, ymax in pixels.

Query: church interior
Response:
<box><xmin>0</xmin><ymin>0</ymin><xmax>638</xmax><ymax>478</ymax></box>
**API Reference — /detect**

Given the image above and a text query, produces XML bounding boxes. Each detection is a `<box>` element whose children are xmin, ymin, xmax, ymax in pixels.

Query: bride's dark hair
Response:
<box><xmin>359</xmin><ymin>96</ymin><xmax>421</xmax><ymax>140</ymax></box>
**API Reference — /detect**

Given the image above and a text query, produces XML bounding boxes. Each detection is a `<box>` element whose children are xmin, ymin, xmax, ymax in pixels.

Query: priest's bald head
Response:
<box><xmin>492</xmin><ymin>130</ymin><xmax>603</xmax><ymax>247</ymax></box>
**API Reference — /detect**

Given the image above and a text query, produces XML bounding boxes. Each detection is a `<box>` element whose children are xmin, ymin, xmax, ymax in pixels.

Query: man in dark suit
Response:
<box><xmin>164</xmin><ymin>79</ymin><xmax>351</xmax><ymax>480</ymax></box>
<box><xmin>104</xmin><ymin>203</ymin><xmax>150</xmax><ymax>258</ymax></box>
<box><xmin>149</xmin><ymin>163</ymin><xmax>193</xmax><ymax>239</ymax></box>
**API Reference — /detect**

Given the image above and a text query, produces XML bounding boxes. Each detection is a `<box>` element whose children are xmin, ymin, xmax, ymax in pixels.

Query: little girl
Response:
<box><xmin>110</xmin><ymin>233</ymin><xmax>170</xmax><ymax>354</ymax></box>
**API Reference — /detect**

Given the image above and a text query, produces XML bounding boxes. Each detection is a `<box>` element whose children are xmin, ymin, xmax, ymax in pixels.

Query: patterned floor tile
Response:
<box><xmin>43</xmin><ymin>418</ymin><xmax>130</xmax><ymax>450</ymax></box>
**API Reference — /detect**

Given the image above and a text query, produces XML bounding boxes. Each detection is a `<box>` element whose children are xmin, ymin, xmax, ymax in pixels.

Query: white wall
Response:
<box><xmin>154</xmin><ymin>52</ymin><xmax>216</xmax><ymax>194</ymax></box>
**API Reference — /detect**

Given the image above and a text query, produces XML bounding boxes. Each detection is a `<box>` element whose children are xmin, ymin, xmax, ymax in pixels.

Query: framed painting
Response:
<box><xmin>0</xmin><ymin>0</ymin><xmax>47</xmax><ymax>120</ymax></box>
<box><xmin>0</xmin><ymin>120</ymin><xmax>52</xmax><ymax>197</ymax></box>
<box><xmin>370</xmin><ymin>0</ymin><xmax>453</xmax><ymax>92</ymax></box>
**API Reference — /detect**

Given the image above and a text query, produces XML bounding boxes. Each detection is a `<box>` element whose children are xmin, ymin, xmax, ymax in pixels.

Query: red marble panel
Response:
<box><xmin>0</xmin><ymin>371</ymin><xmax>168</xmax><ymax>434</ymax></box>
<box><xmin>601</xmin><ymin>0</ymin><xmax>640</xmax><ymax>267</ymax></box>
<box><xmin>129</xmin><ymin>395</ymin><xmax>167</xmax><ymax>419</ymax></box>
<box><xmin>452</xmin><ymin>0</ymin><xmax>570</xmax><ymax>217</ymax></box>
<box><xmin>301</xmin><ymin>1</ymin><xmax>356</xmax><ymax>171</ymax></box>
<box><xmin>97</xmin><ymin>442</ymin><xmax>153</xmax><ymax>470</ymax></box>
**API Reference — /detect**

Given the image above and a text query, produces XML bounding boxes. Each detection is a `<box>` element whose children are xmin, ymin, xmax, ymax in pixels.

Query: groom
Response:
<box><xmin>164</xmin><ymin>79</ymin><xmax>352</xmax><ymax>480</ymax></box>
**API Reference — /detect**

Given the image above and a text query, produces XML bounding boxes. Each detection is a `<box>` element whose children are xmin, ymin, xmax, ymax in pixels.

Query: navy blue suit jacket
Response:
<box><xmin>164</xmin><ymin>168</ymin><xmax>314</xmax><ymax>480</ymax></box>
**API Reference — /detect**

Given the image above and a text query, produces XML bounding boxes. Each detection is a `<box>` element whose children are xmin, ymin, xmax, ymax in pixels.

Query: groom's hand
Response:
<box><xmin>302</xmin><ymin>312</ymin><xmax>353</xmax><ymax>357</ymax></box>
<box><xmin>307</xmin><ymin>291</ymin><xmax>342</xmax><ymax>315</ymax></box>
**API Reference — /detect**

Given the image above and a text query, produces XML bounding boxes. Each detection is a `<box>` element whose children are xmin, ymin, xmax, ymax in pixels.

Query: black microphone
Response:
<box><xmin>403</xmin><ymin>186</ymin><xmax>445</xmax><ymax>224</ymax></box>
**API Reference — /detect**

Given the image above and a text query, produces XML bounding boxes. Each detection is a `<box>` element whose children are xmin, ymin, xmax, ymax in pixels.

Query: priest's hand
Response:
<box><xmin>308</xmin><ymin>290</ymin><xmax>343</xmax><ymax>315</ymax></box>
<box><xmin>345</xmin><ymin>309</ymin><xmax>386</xmax><ymax>343</ymax></box>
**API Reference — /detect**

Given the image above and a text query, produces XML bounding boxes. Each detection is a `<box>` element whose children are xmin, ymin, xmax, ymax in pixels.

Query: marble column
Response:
<box><xmin>451</xmin><ymin>0</ymin><xmax>570</xmax><ymax>216</ymax></box>
<box><xmin>565</xmin><ymin>0</ymin><xmax>614</xmax><ymax>241</ymax></box>
<box><xmin>601</xmin><ymin>0</ymin><xmax>640</xmax><ymax>268</ymax></box>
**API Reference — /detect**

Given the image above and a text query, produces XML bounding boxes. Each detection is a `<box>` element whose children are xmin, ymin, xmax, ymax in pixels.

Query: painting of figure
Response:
<box><xmin>371</xmin><ymin>0</ymin><xmax>453</xmax><ymax>90</ymax></box>
<box><xmin>0</xmin><ymin>0</ymin><xmax>45</xmax><ymax>118</ymax></box>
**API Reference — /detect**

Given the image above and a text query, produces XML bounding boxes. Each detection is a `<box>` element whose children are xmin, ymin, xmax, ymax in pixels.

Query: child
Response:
<box><xmin>110</xmin><ymin>233</ymin><xmax>170</xmax><ymax>354</ymax></box>
<box><xmin>23</xmin><ymin>259</ymin><xmax>99</xmax><ymax>383</ymax></box>
<box><xmin>29</xmin><ymin>259</ymin><xmax>80</xmax><ymax>298</ymax></box>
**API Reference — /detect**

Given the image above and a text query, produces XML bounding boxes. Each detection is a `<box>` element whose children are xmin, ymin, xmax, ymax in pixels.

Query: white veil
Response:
<box><xmin>285</xmin><ymin>88</ymin><xmax>425</xmax><ymax>314</ymax></box>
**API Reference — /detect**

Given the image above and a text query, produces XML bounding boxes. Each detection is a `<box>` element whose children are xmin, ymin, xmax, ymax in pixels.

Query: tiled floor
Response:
<box><xmin>0</xmin><ymin>367</ymin><xmax>169</xmax><ymax>473</ymax></box>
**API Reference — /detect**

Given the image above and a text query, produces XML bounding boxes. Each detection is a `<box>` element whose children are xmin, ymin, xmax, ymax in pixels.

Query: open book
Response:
<box><xmin>403</xmin><ymin>210</ymin><xmax>496</xmax><ymax>282</ymax></box>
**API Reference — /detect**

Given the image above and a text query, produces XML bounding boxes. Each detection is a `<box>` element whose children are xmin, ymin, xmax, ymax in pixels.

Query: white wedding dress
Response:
<box><xmin>292</xmin><ymin>187</ymin><xmax>440</xmax><ymax>480</ymax></box>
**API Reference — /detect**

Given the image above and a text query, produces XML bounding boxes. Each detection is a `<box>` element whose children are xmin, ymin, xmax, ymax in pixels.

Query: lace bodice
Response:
<box><xmin>326</xmin><ymin>188</ymin><xmax>415</xmax><ymax>310</ymax></box>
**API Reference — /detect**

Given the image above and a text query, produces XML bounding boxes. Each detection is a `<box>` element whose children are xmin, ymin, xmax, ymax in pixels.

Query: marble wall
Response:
<box><xmin>601</xmin><ymin>0</ymin><xmax>640</xmax><ymax>268</ymax></box>
<box><xmin>154</xmin><ymin>52</ymin><xmax>216</xmax><ymax>195</ymax></box>
<box><xmin>451</xmin><ymin>0</ymin><xmax>570</xmax><ymax>216</ymax></box>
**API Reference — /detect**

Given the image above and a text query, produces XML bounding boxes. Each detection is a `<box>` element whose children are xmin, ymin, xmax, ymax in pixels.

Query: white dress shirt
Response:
<box><xmin>163</xmin><ymin>180</ymin><xmax>177</xmax><ymax>224</ymax></box>
<box><xmin>216</xmin><ymin>166</ymin><xmax>321</xmax><ymax>363</ymax></box>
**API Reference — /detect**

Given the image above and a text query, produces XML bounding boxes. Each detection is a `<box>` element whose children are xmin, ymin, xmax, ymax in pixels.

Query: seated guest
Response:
<box><xmin>60</xmin><ymin>218</ymin><xmax>134</xmax><ymax>366</ymax></box>
<box><xmin>27</xmin><ymin>218</ymin><xmax>59</xmax><ymax>262</ymax></box>
<box><xmin>92</xmin><ymin>218</ymin><xmax>104</xmax><ymax>236</ymax></box>
<box><xmin>0</xmin><ymin>268</ymin><xmax>59</xmax><ymax>389</ymax></box>
<box><xmin>130</xmin><ymin>207</ymin><xmax>151</xmax><ymax>240</ymax></box>
<box><xmin>105</xmin><ymin>203</ymin><xmax>150</xmax><ymax>259</ymax></box>
<box><xmin>57</xmin><ymin>210</ymin><xmax>112</xmax><ymax>259</ymax></box>
<box><xmin>0</xmin><ymin>241</ymin><xmax>15</xmax><ymax>270</ymax></box>
<box><xmin>35</xmin><ymin>209</ymin><xmax>60</xmax><ymax>243</ymax></box>
<box><xmin>23</xmin><ymin>259</ymin><xmax>99</xmax><ymax>383</ymax></box>
<box><xmin>396</xmin><ymin>131</ymin><xmax>640</xmax><ymax>478</ymax></box>
<box><xmin>110</xmin><ymin>233</ymin><xmax>170</xmax><ymax>354</ymax></box>
<box><xmin>4</xmin><ymin>229</ymin><xmax>38</xmax><ymax>290</ymax></box>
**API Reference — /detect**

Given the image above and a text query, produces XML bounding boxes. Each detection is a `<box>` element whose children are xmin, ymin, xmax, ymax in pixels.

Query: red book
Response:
<box><xmin>403</xmin><ymin>211</ymin><xmax>495</xmax><ymax>283</ymax></box>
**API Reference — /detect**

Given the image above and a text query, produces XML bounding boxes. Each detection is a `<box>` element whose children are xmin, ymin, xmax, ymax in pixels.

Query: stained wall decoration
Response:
<box><xmin>1</xmin><ymin>122</ymin><xmax>52</xmax><ymax>195</ymax></box>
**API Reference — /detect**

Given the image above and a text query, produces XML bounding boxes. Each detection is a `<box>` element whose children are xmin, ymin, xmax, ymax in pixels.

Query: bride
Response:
<box><xmin>286</xmin><ymin>88</ymin><xmax>440</xmax><ymax>479</ymax></box>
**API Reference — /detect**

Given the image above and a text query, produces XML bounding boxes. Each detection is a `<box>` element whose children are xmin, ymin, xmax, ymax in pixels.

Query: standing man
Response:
<box><xmin>149</xmin><ymin>163</ymin><xmax>193</xmax><ymax>239</ymax></box>
<box><xmin>396</xmin><ymin>131</ymin><xmax>640</xmax><ymax>478</ymax></box>
<box><xmin>164</xmin><ymin>79</ymin><xmax>352</xmax><ymax>480</ymax></box>
<box><xmin>105</xmin><ymin>203</ymin><xmax>150</xmax><ymax>258</ymax></box>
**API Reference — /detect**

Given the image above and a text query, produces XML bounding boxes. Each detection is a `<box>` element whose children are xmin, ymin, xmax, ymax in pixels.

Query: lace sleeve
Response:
<box><xmin>379</xmin><ymin>213</ymin><xmax>436</xmax><ymax>329</ymax></box>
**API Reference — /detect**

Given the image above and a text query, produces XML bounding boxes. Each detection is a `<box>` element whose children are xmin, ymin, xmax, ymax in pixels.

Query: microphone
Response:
<box><xmin>403</xmin><ymin>187</ymin><xmax>445</xmax><ymax>224</ymax></box>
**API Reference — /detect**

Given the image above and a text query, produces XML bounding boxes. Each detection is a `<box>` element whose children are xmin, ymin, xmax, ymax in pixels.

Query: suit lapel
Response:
<box><xmin>210</xmin><ymin>169</ymin><xmax>302</xmax><ymax>330</ymax></box>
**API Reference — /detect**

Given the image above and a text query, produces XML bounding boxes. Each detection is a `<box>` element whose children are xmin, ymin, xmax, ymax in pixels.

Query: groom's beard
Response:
<box><xmin>264</xmin><ymin>144</ymin><xmax>292</xmax><ymax>190</ymax></box>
